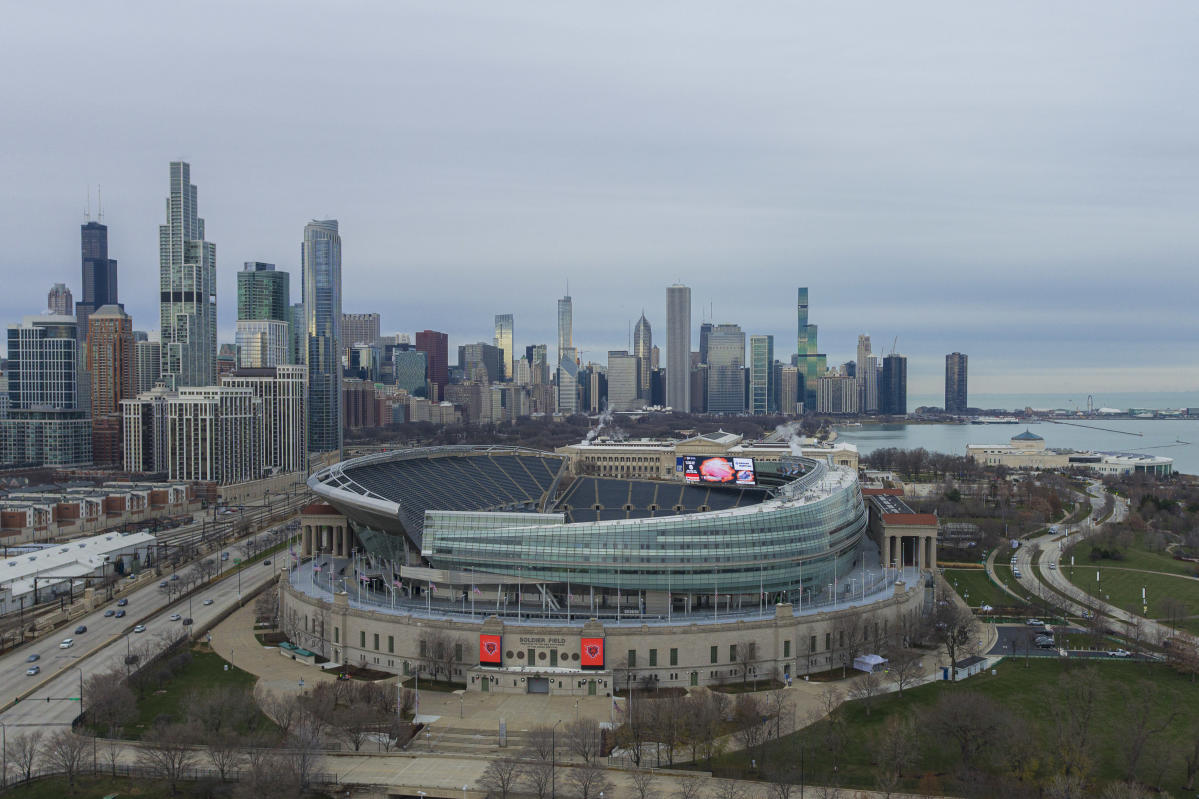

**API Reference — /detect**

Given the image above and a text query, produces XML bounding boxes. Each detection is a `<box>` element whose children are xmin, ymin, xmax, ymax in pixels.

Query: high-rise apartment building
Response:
<box><xmin>606</xmin><ymin>351</ymin><xmax>640</xmax><ymax>412</ymax></box>
<box><xmin>165</xmin><ymin>386</ymin><xmax>262</xmax><ymax>484</ymax></box>
<box><xmin>749</xmin><ymin>334</ymin><xmax>774</xmax><ymax>415</ymax></box>
<box><xmin>856</xmin><ymin>335</ymin><xmax>879</xmax><ymax>413</ymax></box>
<box><xmin>342</xmin><ymin>313</ymin><xmax>381</xmax><ymax>352</ymax></box>
<box><xmin>706</xmin><ymin>324</ymin><xmax>746</xmax><ymax>414</ymax></box>
<box><xmin>159</xmin><ymin>162</ymin><xmax>216</xmax><ymax>389</ymax></box>
<box><xmin>556</xmin><ymin>296</ymin><xmax>577</xmax><ymax>413</ymax></box>
<box><xmin>302</xmin><ymin>219</ymin><xmax>342</xmax><ymax>454</ymax></box>
<box><xmin>1</xmin><ymin>314</ymin><xmax>91</xmax><ymax>466</ymax></box>
<box><xmin>77</xmin><ymin>220</ymin><xmax>119</xmax><ymax>337</ymax></box>
<box><xmin>48</xmin><ymin>283</ymin><xmax>73</xmax><ymax>316</ymax></box>
<box><xmin>666</xmin><ymin>284</ymin><xmax>691</xmax><ymax>410</ymax></box>
<box><xmin>289</xmin><ymin>303</ymin><xmax>305</xmax><ymax>366</ymax></box>
<box><xmin>494</xmin><ymin>314</ymin><xmax>514</xmax><ymax>381</ymax></box>
<box><xmin>222</xmin><ymin>365</ymin><xmax>306</xmax><ymax>475</ymax></box>
<box><xmin>817</xmin><ymin>372</ymin><xmax>861</xmax><ymax>414</ymax></box>
<box><xmin>880</xmin><ymin>353</ymin><xmax>908</xmax><ymax>415</ymax></box>
<box><xmin>135</xmin><ymin>335</ymin><xmax>162</xmax><ymax>395</ymax></box>
<box><xmin>633</xmin><ymin>313</ymin><xmax>652</xmax><ymax>400</ymax></box>
<box><xmin>122</xmin><ymin>384</ymin><xmax>172</xmax><ymax>473</ymax></box>
<box><xmin>699</xmin><ymin>322</ymin><xmax>713</xmax><ymax>366</ymax></box>
<box><xmin>557</xmin><ymin>296</ymin><xmax>572</xmax><ymax>364</ymax></box>
<box><xmin>945</xmin><ymin>352</ymin><xmax>968</xmax><ymax>414</ymax></box>
<box><xmin>795</xmin><ymin>287</ymin><xmax>828</xmax><ymax>412</ymax></box>
<box><xmin>235</xmin><ymin>320</ymin><xmax>290</xmax><ymax>368</ymax></box>
<box><xmin>778</xmin><ymin>365</ymin><xmax>800</xmax><ymax>415</ymax></box>
<box><xmin>529</xmin><ymin>344</ymin><xmax>549</xmax><ymax>386</ymax></box>
<box><xmin>237</xmin><ymin>262</ymin><xmax>290</xmax><ymax>323</ymax></box>
<box><xmin>87</xmin><ymin>305</ymin><xmax>135</xmax><ymax>466</ymax></box>
<box><xmin>415</xmin><ymin>330</ymin><xmax>449</xmax><ymax>400</ymax></box>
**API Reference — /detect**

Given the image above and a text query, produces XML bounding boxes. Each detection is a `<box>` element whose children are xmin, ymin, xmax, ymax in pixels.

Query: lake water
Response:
<box><xmin>834</xmin><ymin>419</ymin><xmax>1199</xmax><ymax>476</ymax></box>
<box><xmin>906</xmin><ymin>391</ymin><xmax>1197</xmax><ymax>413</ymax></box>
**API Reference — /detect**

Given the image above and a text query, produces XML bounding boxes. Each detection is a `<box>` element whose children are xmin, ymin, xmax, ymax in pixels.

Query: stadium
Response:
<box><xmin>281</xmin><ymin>440</ymin><xmax>928</xmax><ymax>693</ymax></box>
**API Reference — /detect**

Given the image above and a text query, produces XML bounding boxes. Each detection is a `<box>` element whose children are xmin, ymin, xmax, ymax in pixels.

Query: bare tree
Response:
<box><xmin>137</xmin><ymin>722</ymin><xmax>199</xmax><ymax>795</ymax></box>
<box><xmin>84</xmin><ymin>669</ymin><xmax>136</xmax><ymax>733</ymax></box>
<box><xmin>196</xmin><ymin>557</ymin><xmax>219</xmax><ymax>583</ymax></box>
<box><xmin>764</xmin><ymin>688</ymin><xmax>795</xmax><ymax>741</ymax></box>
<box><xmin>40</xmin><ymin>730</ymin><xmax>89</xmax><ymax>788</ymax></box>
<box><xmin>100</xmin><ymin>735</ymin><xmax>123</xmax><ymax>776</ymax></box>
<box><xmin>846</xmin><ymin>671</ymin><xmax>882</xmax><ymax>716</ymax></box>
<box><xmin>281</xmin><ymin>715</ymin><xmax>323</xmax><ymax>789</ymax></box>
<box><xmin>421</xmin><ymin>629</ymin><xmax>464</xmax><ymax>682</ymax></box>
<box><xmin>1184</xmin><ymin>721</ymin><xmax>1199</xmax><ymax>791</ymax></box>
<box><xmin>732</xmin><ymin>693</ymin><xmax>767</xmax><ymax>758</ymax></box>
<box><xmin>522</xmin><ymin>757</ymin><xmax>554</xmax><ymax>799</ymax></box>
<box><xmin>8</xmin><ymin>730</ymin><xmax>41</xmax><ymax>784</ymax></box>
<box><xmin>1121</xmin><ymin>682</ymin><xmax>1177</xmax><ymax>782</ymax></box>
<box><xmin>675</xmin><ymin>775</ymin><xmax>707</xmax><ymax>799</ymax></box>
<box><xmin>260</xmin><ymin>690</ymin><xmax>304</xmax><ymax>737</ymax></box>
<box><xmin>733</xmin><ymin>639</ymin><xmax>757</xmax><ymax>684</ymax></box>
<box><xmin>930</xmin><ymin>600</ymin><xmax>976</xmax><ymax>680</ymax></box>
<box><xmin>711</xmin><ymin>779</ymin><xmax>747</xmax><ymax>799</ymax></box>
<box><xmin>1046</xmin><ymin>666</ymin><xmax>1101</xmax><ymax>777</ymax></box>
<box><xmin>255</xmin><ymin>588</ymin><xmax>280</xmax><ymax>626</ymax></box>
<box><xmin>873</xmin><ymin>714</ymin><xmax>920</xmax><ymax>797</ymax></box>
<box><xmin>923</xmin><ymin>691</ymin><xmax>1006</xmax><ymax>768</ymax></box>
<box><xmin>564</xmin><ymin>717</ymin><xmax>603</xmax><ymax>764</ymax></box>
<box><xmin>206</xmin><ymin>731</ymin><xmax>243</xmax><ymax>781</ymax></box>
<box><xmin>630</xmin><ymin>767</ymin><xmax>658</xmax><ymax>799</ymax></box>
<box><xmin>478</xmin><ymin>755</ymin><xmax>523</xmax><ymax>799</ymax></box>
<box><xmin>884</xmin><ymin>651</ymin><xmax>922</xmax><ymax>696</ymax></box>
<box><xmin>525</xmin><ymin>724</ymin><xmax>556</xmax><ymax>761</ymax></box>
<box><xmin>565</xmin><ymin>758</ymin><xmax>613</xmax><ymax>799</ymax></box>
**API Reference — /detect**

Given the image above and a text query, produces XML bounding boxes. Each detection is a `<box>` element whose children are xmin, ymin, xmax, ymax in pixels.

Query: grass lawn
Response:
<box><xmin>943</xmin><ymin>568</ymin><xmax>1022</xmax><ymax>609</ymax></box>
<box><xmin>1063</xmin><ymin>564</ymin><xmax>1199</xmax><ymax>632</ymax></box>
<box><xmin>709</xmin><ymin>659</ymin><xmax>1199</xmax><ymax>795</ymax></box>
<box><xmin>1064</xmin><ymin>538</ymin><xmax>1199</xmax><ymax>578</ymax></box>
<box><xmin>990</xmin><ymin>563</ymin><xmax>1041</xmax><ymax>605</ymax></box>
<box><xmin>122</xmin><ymin>649</ymin><xmax>271</xmax><ymax>739</ymax></box>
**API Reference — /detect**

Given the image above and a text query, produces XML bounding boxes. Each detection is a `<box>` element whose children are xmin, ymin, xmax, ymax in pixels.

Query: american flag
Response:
<box><xmin>393</xmin><ymin>579</ymin><xmax>402</xmax><ymax>588</ymax></box>
<box><xmin>430</xmin><ymin>582</ymin><xmax>438</xmax><ymax>593</ymax></box>
<box><xmin>472</xmin><ymin>585</ymin><xmax>481</xmax><ymax>594</ymax></box>
<box><xmin>313</xmin><ymin>565</ymin><xmax>321</xmax><ymax>573</ymax></box>
<box><xmin>612</xmin><ymin>696</ymin><xmax>623</xmax><ymax>714</ymax></box>
<box><xmin>359</xmin><ymin>574</ymin><xmax>369</xmax><ymax>583</ymax></box>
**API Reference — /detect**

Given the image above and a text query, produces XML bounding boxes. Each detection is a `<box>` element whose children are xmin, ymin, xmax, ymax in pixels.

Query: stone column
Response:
<box><xmin>916</xmin><ymin>535</ymin><xmax>924</xmax><ymax>570</ymax></box>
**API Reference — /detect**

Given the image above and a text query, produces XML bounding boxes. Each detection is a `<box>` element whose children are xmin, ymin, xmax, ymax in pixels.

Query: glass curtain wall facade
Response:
<box><xmin>665</xmin><ymin>285</ymin><xmax>690</xmax><ymax>410</ymax></box>
<box><xmin>494</xmin><ymin>314</ymin><xmax>514</xmax><ymax>381</ymax></box>
<box><xmin>706</xmin><ymin>324</ymin><xmax>746</xmax><ymax>414</ymax></box>
<box><xmin>303</xmin><ymin>220</ymin><xmax>342</xmax><ymax>454</ymax></box>
<box><xmin>749</xmin><ymin>334</ymin><xmax>774</xmax><ymax>415</ymax></box>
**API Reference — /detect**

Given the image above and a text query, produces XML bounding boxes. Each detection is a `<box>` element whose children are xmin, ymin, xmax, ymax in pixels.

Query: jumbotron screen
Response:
<box><xmin>682</xmin><ymin>455</ymin><xmax>756</xmax><ymax>486</ymax></box>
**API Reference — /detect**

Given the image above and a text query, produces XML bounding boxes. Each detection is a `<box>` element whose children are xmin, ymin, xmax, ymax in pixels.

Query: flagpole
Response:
<box><xmin>567</xmin><ymin>580</ymin><xmax>571</xmax><ymax>622</ymax></box>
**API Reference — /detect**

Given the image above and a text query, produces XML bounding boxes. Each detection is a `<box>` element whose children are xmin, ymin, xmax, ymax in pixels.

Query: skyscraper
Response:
<box><xmin>342</xmin><ymin>313</ymin><xmax>381</xmax><ymax>351</ymax></box>
<box><xmin>856</xmin><ymin>334</ymin><xmax>879</xmax><ymax>414</ymax></box>
<box><xmin>606</xmin><ymin>351</ymin><xmax>640</xmax><ymax>411</ymax></box>
<box><xmin>158</xmin><ymin>162</ymin><xmax>216</xmax><ymax>389</ymax></box>
<box><xmin>237</xmin><ymin>262</ymin><xmax>290</xmax><ymax>323</ymax></box>
<box><xmin>289</xmin><ymin>303</ymin><xmax>305</xmax><ymax>366</ymax></box>
<box><xmin>494</xmin><ymin>314</ymin><xmax>514</xmax><ymax>381</ymax></box>
<box><xmin>749</xmin><ymin>334</ymin><xmax>774</xmax><ymax>415</ymax></box>
<box><xmin>706</xmin><ymin>324</ymin><xmax>746</xmax><ymax>414</ymax></box>
<box><xmin>880</xmin><ymin>353</ymin><xmax>908</xmax><ymax>416</ymax></box>
<box><xmin>415</xmin><ymin>330</ymin><xmax>449</xmax><ymax>399</ymax></box>
<box><xmin>1</xmin><ymin>314</ymin><xmax>91</xmax><ymax>466</ymax></box>
<box><xmin>557</xmin><ymin>296</ymin><xmax>572</xmax><ymax>367</ymax></box>
<box><xmin>945</xmin><ymin>352</ymin><xmax>968</xmax><ymax>414</ymax></box>
<box><xmin>222</xmin><ymin>365</ymin><xmax>307</xmax><ymax>475</ymax></box>
<box><xmin>77</xmin><ymin>220</ymin><xmax>118</xmax><ymax>337</ymax></box>
<box><xmin>556</xmin><ymin>296</ymin><xmax>577</xmax><ymax>413</ymax></box>
<box><xmin>795</xmin><ymin>287</ymin><xmax>827</xmax><ymax>412</ymax></box>
<box><xmin>666</xmin><ymin>284</ymin><xmax>691</xmax><ymax>410</ymax></box>
<box><xmin>302</xmin><ymin>219</ymin><xmax>342</xmax><ymax>454</ymax></box>
<box><xmin>235</xmin><ymin>320</ymin><xmax>290</xmax><ymax>368</ymax></box>
<box><xmin>393</xmin><ymin>344</ymin><xmax>428</xmax><ymax>397</ymax></box>
<box><xmin>633</xmin><ymin>313</ymin><xmax>652</xmax><ymax>400</ymax></box>
<box><xmin>87</xmin><ymin>305</ymin><xmax>135</xmax><ymax>465</ymax></box>
<box><xmin>135</xmin><ymin>335</ymin><xmax>162</xmax><ymax>395</ymax></box>
<box><xmin>48</xmin><ymin>283</ymin><xmax>73</xmax><ymax>316</ymax></box>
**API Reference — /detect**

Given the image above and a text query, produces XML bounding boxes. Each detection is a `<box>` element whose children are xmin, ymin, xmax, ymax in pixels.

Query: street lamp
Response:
<box><xmin>552</xmin><ymin>718</ymin><xmax>562</xmax><ymax>799</ymax></box>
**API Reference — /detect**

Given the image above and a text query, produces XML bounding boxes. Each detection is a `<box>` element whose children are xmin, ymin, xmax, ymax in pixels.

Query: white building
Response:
<box><xmin>165</xmin><ymin>386</ymin><xmax>262</xmax><ymax>484</ymax></box>
<box><xmin>606</xmin><ymin>351</ymin><xmax>640</xmax><ymax>412</ymax></box>
<box><xmin>221</xmin><ymin>365</ymin><xmax>307</xmax><ymax>475</ymax></box>
<box><xmin>0</xmin><ymin>531</ymin><xmax>156</xmax><ymax>614</ymax></box>
<box><xmin>966</xmin><ymin>430</ymin><xmax>1173</xmax><ymax>477</ymax></box>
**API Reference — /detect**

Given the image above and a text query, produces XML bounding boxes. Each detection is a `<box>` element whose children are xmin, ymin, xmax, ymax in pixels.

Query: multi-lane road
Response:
<box><xmin>0</xmin><ymin>525</ymin><xmax>293</xmax><ymax>731</ymax></box>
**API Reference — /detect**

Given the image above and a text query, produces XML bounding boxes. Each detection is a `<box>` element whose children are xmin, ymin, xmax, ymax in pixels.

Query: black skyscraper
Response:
<box><xmin>880</xmin><ymin>354</ymin><xmax>908</xmax><ymax>415</ymax></box>
<box><xmin>77</xmin><ymin>221</ymin><xmax>118</xmax><ymax>336</ymax></box>
<box><xmin>945</xmin><ymin>352</ymin><xmax>968</xmax><ymax>414</ymax></box>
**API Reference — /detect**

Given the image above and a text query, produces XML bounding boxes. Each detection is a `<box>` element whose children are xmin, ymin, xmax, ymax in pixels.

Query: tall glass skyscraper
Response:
<box><xmin>706</xmin><ymin>324</ymin><xmax>746</xmax><ymax>414</ymax></box>
<box><xmin>633</xmin><ymin>313</ymin><xmax>652</xmax><ymax>400</ymax></box>
<box><xmin>302</xmin><ymin>219</ymin><xmax>342</xmax><ymax>454</ymax></box>
<box><xmin>749</xmin><ymin>334</ymin><xmax>774</xmax><ymax>415</ymax></box>
<box><xmin>945</xmin><ymin>352</ymin><xmax>968</xmax><ymax>414</ymax></box>
<box><xmin>237</xmin><ymin>262</ymin><xmax>290</xmax><ymax>322</ymax></box>
<box><xmin>494</xmin><ymin>314</ymin><xmax>514</xmax><ymax>381</ymax></box>
<box><xmin>666</xmin><ymin>284</ymin><xmax>691</xmax><ymax>410</ymax></box>
<box><xmin>881</xmin><ymin>353</ymin><xmax>908</xmax><ymax>415</ymax></box>
<box><xmin>77</xmin><ymin>220</ymin><xmax>119</xmax><ymax>337</ymax></box>
<box><xmin>795</xmin><ymin>287</ymin><xmax>827</xmax><ymax>412</ymax></box>
<box><xmin>556</xmin><ymin>296</ymin><xmax>576</xmax><ymax>412</ymax></box>
<box><xmin>158</xmin><ymin>162</ymin><xmax>216</xmax><ymax>389</ymax></box>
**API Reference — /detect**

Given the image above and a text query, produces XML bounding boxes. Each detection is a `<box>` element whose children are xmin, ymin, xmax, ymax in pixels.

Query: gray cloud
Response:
<box><xmin>1</xmin><ymin>1</ymin><xmax>1197</xmax><ymax>398</ymax></box>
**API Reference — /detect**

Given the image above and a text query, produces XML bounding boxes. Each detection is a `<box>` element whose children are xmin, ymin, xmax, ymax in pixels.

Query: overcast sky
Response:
<box><xmin>2</xmin><ymin>1</ymin><xmax>1197</xmax><ymax>398</ymax></box>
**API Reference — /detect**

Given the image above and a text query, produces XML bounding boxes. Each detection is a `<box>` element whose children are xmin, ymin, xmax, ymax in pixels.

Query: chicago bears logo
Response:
<box><xmin>584</xmin><ymin>644</ymin><xmax>600</xmax><ymax>659</ymax></box>
<box><xmin>483</xmin><ymin>641</ymin><xmax>498</xmax><ymax>656</ymax></box>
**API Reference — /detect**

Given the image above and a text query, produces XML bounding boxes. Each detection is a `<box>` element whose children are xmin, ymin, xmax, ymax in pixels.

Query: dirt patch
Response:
<box><xmin>340</xmin><ymin>664</ymin><xmax>394</xmax><ymax>681</ymax></box>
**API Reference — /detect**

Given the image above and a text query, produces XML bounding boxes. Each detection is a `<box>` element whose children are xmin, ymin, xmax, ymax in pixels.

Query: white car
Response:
<box><xmin>1111</xmin><ymin>649</ymin><xmax>1132</xmax><ymax>658</ymax></box>
<box><xmin>1026</xmin><ymin>619</ymin><xmax>1044</xmax><ymax>627</ymax></box>
<box><xmin>169</xmin><ymin>613</ymin><xmax>182</xmax><ymax>621</ymax></box>
<box><xmin>202</xmin><ymin>599</ymin><xmax>214</xmax><ymax>606</ymax></box>
<box><xmin>59</xmin><ymin>638</ymin><xmax>74</xmax><ymax>649</ymax></box>
<box><xmin>133</xmin><ymin>625</ymin><xmax>146</xmax><ymax>633</ymax></box>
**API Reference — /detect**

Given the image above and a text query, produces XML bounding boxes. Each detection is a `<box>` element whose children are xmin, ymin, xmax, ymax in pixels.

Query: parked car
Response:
<box><xmin>117</xmin><ymin>598</ymin><xmax>128</xmax><ymax>607</ymax></box>
<box><xmin>74</xmin><ymin>625</ymin><xmax>87</xmax><ymax>634</ymax></box>
<box><xmin>59</xmin><ymin>638</ymin><xmax>74</xmax><ymax>649</ymax></box>
<box><xmin>26</xmin><ymin>665</ymin><xmax>40</xmax><ymax>676</ymax></box>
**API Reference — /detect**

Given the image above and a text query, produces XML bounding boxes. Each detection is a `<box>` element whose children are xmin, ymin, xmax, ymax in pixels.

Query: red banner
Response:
<box><xmin>479</xmin><ymin>634</ymin><xmax>502</xmax><ymax>666</ymax></box>
<box><xmin>580</xmin><ymin>637</ymin><xmax>604</xmax><ymax>669</ymax></box>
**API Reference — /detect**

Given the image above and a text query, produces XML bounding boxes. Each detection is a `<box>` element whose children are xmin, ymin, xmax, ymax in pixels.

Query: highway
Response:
<box><xmin>0</xmin><ymin>525</ymin><xmax>294</xmax><ymax>731</ymax></box>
